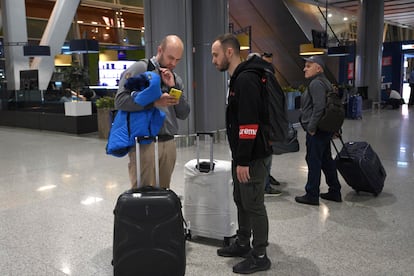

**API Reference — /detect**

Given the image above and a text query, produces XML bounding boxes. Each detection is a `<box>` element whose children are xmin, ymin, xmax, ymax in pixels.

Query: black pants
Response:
<box><xmin>232</xmin><ymin>156</ymin><xmax>271</xmax><ymax>256</ymax></box>
<box><xmin>386</xmin><ymin>98</ymin><xmax>402</xmax><ymax>109</ymax></box>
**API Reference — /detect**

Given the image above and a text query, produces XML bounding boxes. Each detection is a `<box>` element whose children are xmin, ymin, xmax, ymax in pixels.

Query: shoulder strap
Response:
<box><xmin>316</xmin><ymin>76</ymin><xmax>333</xmax><ymax>94</ymax></box>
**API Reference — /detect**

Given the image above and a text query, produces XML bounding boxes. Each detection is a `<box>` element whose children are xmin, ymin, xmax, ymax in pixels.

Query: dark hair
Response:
<box><xmin>261</xmin><ymin>52</ymin><xmax>273</xmax><ymax>58</ymax></box>
<box><xmin>214</xmin><ymin>33</ymin><xmax>240</xmax><ymax>55</ymax></box>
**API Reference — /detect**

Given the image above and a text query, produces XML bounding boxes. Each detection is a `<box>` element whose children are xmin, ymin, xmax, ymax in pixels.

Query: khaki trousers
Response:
<box><xmin>128</xmin><ymin>139</ymin><xmax>176</xmax><ymax>189</ymax></box>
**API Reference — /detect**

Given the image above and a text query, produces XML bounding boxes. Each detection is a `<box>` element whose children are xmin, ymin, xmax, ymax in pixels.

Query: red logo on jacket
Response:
<box><xmin>239</xmin><ymin>124</ymin><xmax>258</xmax><ymax>139</ymax></box>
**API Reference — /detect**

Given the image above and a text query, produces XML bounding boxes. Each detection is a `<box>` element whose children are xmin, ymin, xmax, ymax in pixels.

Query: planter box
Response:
<box><xmin>64</xmin><ymin>101</ymin><xmax>92</xmax><ymax>116</ymax></box>
<box><xmin>97</xmin><ymin>108</ymin><xmax>114</xmax><ymax>139</ymax></box>
<box><xmin>286</xmin><ymin>91</ymin><xmax>302</xmax><ymax>110</ymax></box>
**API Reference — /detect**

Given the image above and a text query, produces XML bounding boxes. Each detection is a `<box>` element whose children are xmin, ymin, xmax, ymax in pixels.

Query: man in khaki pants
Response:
<box><xmin>115</xmin><ymin>35</ymin><xmax>190</xmax><ymax>188</ymax></box>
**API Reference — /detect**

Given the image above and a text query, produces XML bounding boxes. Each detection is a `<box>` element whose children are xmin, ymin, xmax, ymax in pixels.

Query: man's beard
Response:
<box><xmin>218</xmin><ymin>58</ymin><xmax>230</xmax><ymax>72</ymax></box>
<box><xmin>158</xmin><ymin>53</ymin><xmax>169</xmax><ymax>69</ymax></box>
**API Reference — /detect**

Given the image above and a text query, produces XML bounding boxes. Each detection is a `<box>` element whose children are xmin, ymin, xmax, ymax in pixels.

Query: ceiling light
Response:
<box><xmin>81</xmin><ymin>196</ymin><xmax>103</xmax><ymax>205</ymax></box>
<box><xmin>299</xmin><ymin>43</ymin><xmax>326</xmax><ymax>56</ymax></box>
<box><xmin>36</xmin><ymin>185</ymin><xmax>57</xmax><ymax>192</ymax></box>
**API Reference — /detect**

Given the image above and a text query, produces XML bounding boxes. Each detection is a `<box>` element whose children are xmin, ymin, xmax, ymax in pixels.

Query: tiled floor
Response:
<box><xmin>1</xmin><ymin>106</ymin><xmax>414</xmax><ymax>275</ymax></box>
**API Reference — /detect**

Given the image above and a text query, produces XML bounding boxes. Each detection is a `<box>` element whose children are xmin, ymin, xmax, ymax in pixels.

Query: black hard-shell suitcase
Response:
<box><xmin>332</xmin><ymin>137</ymin><xmax>386</xmax><ymax>196</ymax></box>
<box><xmin>112</xmin><ymin>136</ymin><xmax>186</xmax><ymax>276</ymax></box>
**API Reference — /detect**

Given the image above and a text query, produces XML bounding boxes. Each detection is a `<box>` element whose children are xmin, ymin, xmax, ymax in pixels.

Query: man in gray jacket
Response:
<box><xmin>295</xmin><ymin>56</ymin><xmax>341</xmax><ymax>205</ymax></box>
<box><xmin>115</xmin><ymin>35</ymin><xmax>190</xmax><ymax>189</ymax></box>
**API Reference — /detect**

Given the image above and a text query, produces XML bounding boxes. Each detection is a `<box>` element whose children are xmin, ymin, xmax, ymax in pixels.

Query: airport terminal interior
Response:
<box><xmin>1</xmin><ymin>0</ymin><xmax>414</xmax><ymax>275</ymax></box>
<box><xmin>1</xmin><ymin>106</ymin><xmax>414</xmax><ymax>275</ymax></box>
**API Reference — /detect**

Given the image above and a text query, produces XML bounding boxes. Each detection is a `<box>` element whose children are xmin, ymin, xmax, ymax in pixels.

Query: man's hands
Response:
<box><xmin>159</xmin><ymin>68</ymin><xmax>175</xmax><ymax>87</ymax></box>
<box><xmin>154</xmin><ymin>93</ymin><xmax>179</xmax><ymax>107</ymax></box>
<box><xmin>237</xmin><ymin>165</ymin><xmax>250</xmax><ymax>183</ymax></box>
<box><xmin>153</xmin><ymin>68</ymin><xmax>179</xmax><ymax>108</ymax></box>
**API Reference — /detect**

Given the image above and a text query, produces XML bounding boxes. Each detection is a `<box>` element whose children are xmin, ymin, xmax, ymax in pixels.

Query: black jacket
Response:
<box><xmin>227</xmin><ymin>56</ymin><xmax>273</xmax><ymax>166</ymax></box>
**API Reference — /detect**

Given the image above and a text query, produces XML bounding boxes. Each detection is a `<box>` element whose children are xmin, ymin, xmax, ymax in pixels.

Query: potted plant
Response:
<box><xmin>283</xmin><ymin>86</ymin><xmax>302</xmax><ymax>110</ymax></box>
<box><xmin>59</xmin><ymin>64</ymin><xmax>92</xmax><ymax>116</ymax></box>
<box><xmin>96</xmin><ymin>96</ymin><xmax>115</xmax><ymax>139</ymax></box>
<box><xmin>61</xmin><ymin>64</ymin><xmax>90</xmax><ymax>97</ymax></box>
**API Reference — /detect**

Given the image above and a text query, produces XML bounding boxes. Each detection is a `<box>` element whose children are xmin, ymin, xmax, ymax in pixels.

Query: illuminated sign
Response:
<box><xmin>402</xmin><ymin>44</ymin><xmax>414</xmax><ymax>50</ymax></box>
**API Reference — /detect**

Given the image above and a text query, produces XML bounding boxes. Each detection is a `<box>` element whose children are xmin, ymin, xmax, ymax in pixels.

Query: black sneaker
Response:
<box><xmin>217</xmin><ymin>240</ymin><xmax>251</xmax><ymax>258</ymax></box>
<box><xmin>232</xmin><ymin>253</ymin><xmax>271</xmax><ymax>274</ymax></box>
<box><xmin>295</xmin><ymin>194</ymin><xmax>319</xmax><ymax>206</ymax></box>
<box><xmin>264</xmin><ymin>186</ymin><xmax>282</xmax><ymax>196</ymax></box>
<box><xmin>269</xmin><ymin>175</ymin><xmax>281</xmax><ymax>185</ymax></box>
<box><xmin>320</xmin><ymin>192</ymin><xmax>342</xmax><ymax>202</ymax></box>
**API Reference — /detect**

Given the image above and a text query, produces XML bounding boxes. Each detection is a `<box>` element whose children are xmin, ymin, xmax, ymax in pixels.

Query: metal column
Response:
<box><xmin>1</xmin><ymin>0</ymin><xmax>30</xmax><ymax>90</ymax></box>
<box><xmin>192</xmin><ymin>0</ymin><xmax>228</xmax><ymax>132</ymax></box>
<box><xmin>144</xmin><ymin>0</ymin><xmax>194</xmax><ymax>134</ymax></box>
<box><xmin>144</xmin><ymin>0</ymin><xmax>229</xmax><ymax>135</ymax></box>
<box><xmin>30</xmin><ymin>0</ymin><xmax>81</xmax><ymax>90</ymax></box>
<box><xmin>355</xmin><ymin>0</ymin><xmax>384</xmax><ymax>101</ymax></box>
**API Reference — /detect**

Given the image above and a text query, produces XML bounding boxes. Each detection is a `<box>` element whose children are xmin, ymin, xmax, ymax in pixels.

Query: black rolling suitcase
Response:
<box><xmin>332</xmin><ymin>136</ymin><xmax>386</xmax><ymax>196</ymax></box>
<box><xmin>112</xmin><ymin>136</ymin><xmax>186</xmax><ymax>276</ymax></box>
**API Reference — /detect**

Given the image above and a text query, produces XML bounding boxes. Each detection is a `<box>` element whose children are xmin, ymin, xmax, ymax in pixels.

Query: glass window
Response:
<box><xmin>27</xmin><ymin>18</ymin><xmax>47</xmax><ymax>39</ymax></box>
<box><xmin>122</xmin><ymin>29</ymin><xmax>143</xmax><ymax>46</ymax></box>
<box><xmin>118</xmin><ymin>0</ymin><xmax>143</xmax><ymax>7</ymax></box>
<box><xmin>78</xmin><ymin>25</ymin><xmax>120</xmax><ymax>44</ymax></box>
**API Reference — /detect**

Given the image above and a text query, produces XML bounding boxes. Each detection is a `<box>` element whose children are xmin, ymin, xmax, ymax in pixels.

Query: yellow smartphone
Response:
<box><xmin>169</xmin><ymin>88</ymin><xmax>182</xmax><ymax>100</ymax></box>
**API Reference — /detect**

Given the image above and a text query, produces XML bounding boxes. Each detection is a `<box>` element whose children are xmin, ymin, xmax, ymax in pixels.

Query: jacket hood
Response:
<box><xmin>233</xmin><ymin>55</ymin><xmax>275</xmax><ymax>79</ymax></box>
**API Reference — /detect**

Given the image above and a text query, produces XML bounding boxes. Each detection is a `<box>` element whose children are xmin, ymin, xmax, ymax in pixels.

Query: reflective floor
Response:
<box><xmin>1</xmin><ymin>106</ymin><xmax>414</xmax><ymax>276</ymax></box>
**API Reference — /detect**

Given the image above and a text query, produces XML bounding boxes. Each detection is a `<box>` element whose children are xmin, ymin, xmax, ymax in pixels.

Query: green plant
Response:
<box><xmin>282</xmin><ymin>86</ymin><xmax>296</xmax><ymax>93</ymax></box>
<box><xmin>61</xmin><ymin>64</ymin><xmax>90</xmax><ymax>92</ymax></box>
<box><xmin>96</xmin><ymin>96</ymin><xmax>115</xmax><ymax>109</ymax></box>
<box><xmin>298</xmin><ymin>84</ymin><xmax>306</xmax><ymax>93</ymax></box>
<box><xmin>282</xmin><ymin>85</ymin><xmax>306</xmax><ymax>93</ymax></box>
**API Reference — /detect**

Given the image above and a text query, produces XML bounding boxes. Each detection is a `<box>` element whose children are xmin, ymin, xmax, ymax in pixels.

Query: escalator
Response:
<box><xmin>229</xmin><ymin>0</ymin><xmax>339</xmax><ymax>87</ymax></box>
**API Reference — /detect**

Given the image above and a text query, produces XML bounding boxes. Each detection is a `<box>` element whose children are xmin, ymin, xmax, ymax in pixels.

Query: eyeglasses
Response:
<box><xmin>261</xmin><ymin>52</ymin><xmax>273</xmax><ymax>58</ymax></box>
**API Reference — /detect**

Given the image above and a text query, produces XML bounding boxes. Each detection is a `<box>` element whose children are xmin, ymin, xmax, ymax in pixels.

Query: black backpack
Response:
<box><xmin>315</xmin><ymin>77</ymin><xmax>345</xmax><ymax>132</ymax></box>
<box><xmin>244</xmin><ymin>68</ymin><xmax>299</xmax><ymax>154</ymax></box>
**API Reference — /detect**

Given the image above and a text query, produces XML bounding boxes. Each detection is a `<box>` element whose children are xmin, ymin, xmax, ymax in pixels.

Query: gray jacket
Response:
<box><xmin>114</xmin><ymin>58</ymin><xmax>190</xmax><ymax>136</ymax></box>
<box><xmin>300</xmin><ymin>73</ymin><xmax>331</xmax><ymax>133</ymax></box>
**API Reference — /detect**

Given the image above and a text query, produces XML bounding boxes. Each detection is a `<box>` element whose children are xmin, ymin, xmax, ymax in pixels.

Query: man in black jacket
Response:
<box><xmin>211</xmin><ymin>33</ymin><xmax>272</xmax><ymax>274</ymax></box>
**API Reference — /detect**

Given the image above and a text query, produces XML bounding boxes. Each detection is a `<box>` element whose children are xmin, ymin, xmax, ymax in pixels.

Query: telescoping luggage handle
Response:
<box><xmin>196</xmin><ymin>132</ymin><xmax>215</xmax><ymax>173</ymax></box>
<box><xmin>331</xmin><ymin>134</ymin><xmax>351</xmax><ymax>158</ymax></box>
<box><xmin>135</xmin><ymin>136</ymin><xmax>160</xmax><ymax>188</ymax></box>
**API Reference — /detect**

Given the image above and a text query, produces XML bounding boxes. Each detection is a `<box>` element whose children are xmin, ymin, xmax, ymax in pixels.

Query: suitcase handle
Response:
<box><xmin>331</xmin><ymin>134</ymin><xmax>352</xmax><ymax>158</ymax></box>
<box><xmin>196</xmin><ymin>132</ymin><xmax>215</xmax><ymax>173</ymax></box>
<box><xmin>135</xmin><ymin>136</ymin><xmax>160</xmax><ymax>188</ymax></box>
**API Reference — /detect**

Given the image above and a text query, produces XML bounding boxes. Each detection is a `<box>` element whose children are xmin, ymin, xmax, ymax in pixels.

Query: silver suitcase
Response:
<box><xmin>183</xmin><ymin>132</ymin><xmax>237</xmax><ymax>245</ymax></box>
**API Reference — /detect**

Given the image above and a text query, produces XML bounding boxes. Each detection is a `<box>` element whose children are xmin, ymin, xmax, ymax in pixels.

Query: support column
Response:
<box><xmin>144</xmin><ymin>0</ymin><xmax>194</xmax><ymax>134</ymax></box>
<box><xmin>1</xmin><ymin>0</ymin><xmax>29</xmax><ymax>90</ymax></box>
<box><xmin>30</xmin><ymin>0</ymin><xmax>81</xmax><ymax>90</ymax></box>
<box><xmin>355</xmin><ymin>0</ymin><xmax>384</xmax><ymax>101</ymax></box>
<box><xmin>144</xmin><ymin>0</ymin><xmax>228</xmax><ymax>134</ymax></box>
<box><xmin>192</xmin><ymin>0</ymin><xmax>228</xmax><ymax>132</ymax></box>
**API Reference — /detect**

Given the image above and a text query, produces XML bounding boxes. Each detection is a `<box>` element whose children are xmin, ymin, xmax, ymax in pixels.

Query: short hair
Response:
<box><xmin>159</xmin><ymin>35</ymin><xmax>183</xmax><ymax>50</ymax></box>
<box><xmin>214</xmin><ymin>33</ymin><xmax>240</xmax><ymax>55</ymax></box>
